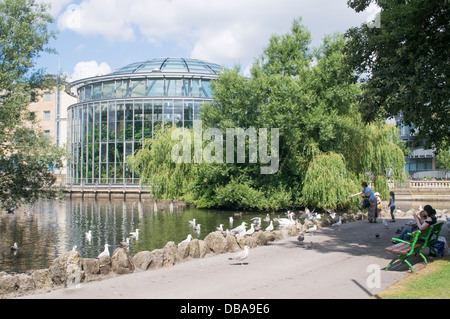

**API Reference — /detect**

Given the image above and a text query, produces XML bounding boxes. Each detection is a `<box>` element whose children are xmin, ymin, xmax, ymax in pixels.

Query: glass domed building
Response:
<box><xmin>67</xmin><ymin>58</ymin><xmax>224</xmax><ymax>185</ymax></box>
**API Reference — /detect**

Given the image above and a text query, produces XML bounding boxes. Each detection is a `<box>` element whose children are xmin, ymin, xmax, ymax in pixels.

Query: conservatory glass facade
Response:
<box><xmin>67</xmin><ymin>58</ymin><xmax>223</xmax><ymax>185</ymax></box>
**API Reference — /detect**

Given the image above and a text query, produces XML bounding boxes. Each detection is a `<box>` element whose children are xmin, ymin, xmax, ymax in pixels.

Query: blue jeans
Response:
<box><xmin>390</xmin><ymin>205</ymin><xmax>396</xmax><ymax>220</ymax></box>
<box><xmin>398</xmin><ymin>228</ymin><xmax>412</xmax><ymax>241</ymax></box>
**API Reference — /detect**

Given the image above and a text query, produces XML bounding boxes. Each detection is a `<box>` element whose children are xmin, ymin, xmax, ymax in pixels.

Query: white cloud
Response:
<box><xmin>38</xmin><ymin>0</ymin><xmax>73</xmax><ymax>16</ymax></box>
<box><xmin>69</xmin><ymin>60</ymin><xmax>112</xmax><ymax>81</ymax></box>
<box><xmin>57</xmin><ymin>0</ymin><xmax>375</xmax><ymax>66</ymax></box>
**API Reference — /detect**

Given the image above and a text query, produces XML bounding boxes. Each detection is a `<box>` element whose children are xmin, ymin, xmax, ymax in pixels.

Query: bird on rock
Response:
<box><xmin>265</xmin><ymin>221</ymin><xmax>274</xmax><ymax>231</ymax></box>
<box><xmin>98</xmin><ymin>244</ymin><xmax>110</xmax><ymax>258</ymax></box>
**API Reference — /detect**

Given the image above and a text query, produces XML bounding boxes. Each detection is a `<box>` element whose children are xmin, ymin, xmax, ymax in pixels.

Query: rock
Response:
<box><xmin>149</xmin><ymin>249</ymin><xmax>164</xmax><ymax>269</ymax></box>
<box><xmin>31</xmin><ymin>269</ymin><xmax>51</xmax><ymax>289</ymax></box>
<box><xmin>237</xmin><ymin>236</ymin><xmax>257</xmax><ymax>249</ymax></box>
<box><xmin>188</xmin><ymin>239</ymin><xmax>201</xmax><ymax>258</ymax></box>
<box><xmin>0</xmin><ymin>274</ymin><xmax>17</xmax><ymax>295</ymax></box>
<box><xmin>82</xmin><ymin>258</ymin><xmax>100</xmax><ymax>276</ymax></box>
<box><xmin>263</xmin><ymin>230</ymin><xmax>276</xmax><ymax>242</ymax></box>
<box><xmin>198</xmin><ymin>240</ymin><xmax>209</xmax><ymax>258</ymax></box>
<box><xmin>132</xmin><ymin>251</ymin><xmax>153</xmax><ymax>271</ymax></box>
<box><xmin>177</xmin><ymin>242</ymin><xmax>190</xmax><ymax>260</ymax></box>
<box><xmin>204</xmin><ymin>231</ymin><xmax>227</xmax><ymax>254</ymax></box>
<box><xmin>17</xmin><ymin>273</ymin><xmax>35</xmax><ymax>293</ymax></box>
<box><xmin>98</xmin><ymin>255</ymin><xmax>111</xmax><ymax>275</ymax></box>
<box><xmin>163</xmin><ymin>241</ymin><xmax>179</xmax><ymax>266</ymax></box>
<box><xmin>48</xmin><ymin>251</ymin><xmax>82</xmax><ymax>286</ymax></box>
<box><xmin>111</xmin><ymin>248</ymin><xmax>135</xmax><ymax>274</ymax></box>
<box><xmin>226</xmin><ymin>234</ymin><xmax>241</xmax><ymax>252</ymax></box>
<box><xmin>252</xmin><ymin>231</ymin><xmax>268</xmax><ymax>246</ymax></box>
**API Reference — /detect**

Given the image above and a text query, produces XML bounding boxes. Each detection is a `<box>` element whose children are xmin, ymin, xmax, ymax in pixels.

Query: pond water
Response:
<box><xmin>1</xmin><ymin>197</ymin><xmax>448</xmax><ymax>273</ymax></box>
<box><xmin>0</xmin><ymin>198</ymin><xmax>267</xmax><ymax>272</ymax></box>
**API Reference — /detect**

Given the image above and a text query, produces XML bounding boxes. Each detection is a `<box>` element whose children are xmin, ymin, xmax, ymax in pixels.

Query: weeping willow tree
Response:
<box><xmin>127</xmin><ymin>127</ymin><xmax>198</xmax><ymax>200</ymax></box>
<box><xmin>301</xmin><ymin>152</ymin><xmax>359</xmax><ymax>209</ymax></box>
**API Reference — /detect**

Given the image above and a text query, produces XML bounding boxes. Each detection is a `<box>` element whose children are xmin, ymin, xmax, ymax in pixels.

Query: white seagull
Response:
<box><xmin>264</xmin><ymin>214</ymin><xmax>270</xmax><ymax>222</ymax></box>
<box><xmin>332</xmin><ymin>216</ymin><xmax>342</xmax><ymax>227</ymax></box>
<box><xmin>230</xmin><ymin>222</ymin><xmax>247</xmax><ymax>235</ymax></box>
<box><xmin>194</xmin><ymin>224</ymin><xmax>201</xmax><ymax>231</ymax></box>
<box><xmin>10</xmin><ymin>242</ymin><xmax>19</xmax><ymax>251</ymax></box>
<box><xmin>216</xmin><ymin>224</ymin><xmax>224</xmax><ymax>231</ymax></box>
<box><xmin>98</xmin><ymin>244</ymin><xmax>110</xmax><ymax>258</ymax></box>
<box><xmin>228</xmin><ymin>246</ymin><xmax>249</xmax><ymax>265</ymax></box>
<box><xmin>306</xmin><ymin>224</ymin><xmax>317</xmax><ymax>233</ymax></box>
<box><xmin>382</xmin><ymin>219</ymin><xmax>389</xmax><ymax>229</ymax></box>
<box><xmin>129</xmin><ymin>229</ymin><xmax>140</xmax><ymax>239</ymax></box>
<box><xmin>265</xmin><ymin>221</ymin><xmax>274</xmax><ymax>231</ymax></box>
<box><xmin>188</xmin><ymin>219</ymin><xmax>196</xmax><ymax>227</ymax></box>
<box><xmin>85</xmin><ymin>230</ymin><xmax>92</xmax><ymax>242</ymax></box>
<box><xmin>178</xmin><ymin>234</ymin><xmax>192</xmax><ymax>246</ymax></box>
<box><xmin>245</xmin><ymin>223</ymin><xmax>255</xmax><ymax>236</ymax></box>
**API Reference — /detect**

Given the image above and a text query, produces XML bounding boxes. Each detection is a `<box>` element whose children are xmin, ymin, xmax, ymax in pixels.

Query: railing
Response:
<box><xmin>388</xmin><ymin>180</ymin><xmax>450</xmax><ymax>189</ymax></box>
<box><xmin>409</xmin><ymin>181</ymin><xmax>450</xmax><ymax>188</ymax></box>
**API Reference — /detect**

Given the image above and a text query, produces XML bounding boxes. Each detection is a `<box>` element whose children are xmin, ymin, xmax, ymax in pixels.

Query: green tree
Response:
<box><xmin>435</xmin><ymin>138</ymin><xmax>450</xmax><ymax>179</ymax></box>
<box><xmin>129</xmin><ymin>18</ymin><xmax>406</xmax><ymax>211</ymax></box>
<box><xmin>345</xmin><ymin>0</ymin><xmax>450</xmax><ymax>149</ymax></box>
<box><xmin>0</xmin><ymin>0</ymin><xmax>64</xmax><ymax>210</ymax></box>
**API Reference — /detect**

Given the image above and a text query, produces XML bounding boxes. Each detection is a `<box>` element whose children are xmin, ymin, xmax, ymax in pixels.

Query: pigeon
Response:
<box><xmin>382</xmin><ymin>219</ymin><xmax>389</xmax><ymax>229</ymax></box>
<box><xmin>332</xmin><ymin>216</ymin><xmax>342</xmax><ymax>227</ymax></box>
<box><xmin>297</xmin><ymin>234</ymin><xmax>305</xmax><ymax>242</ymax></box>
<box><xmin>446</xmin><ymin>215</ymin><xmax>450</xmax><ymax>223</ymax></box>
<box><xmin>304</xmin><ymin>242</ymin><xmax>313</xmax><ymax>250</ymax></box>
<box><xmin>265</xmin><ymin>221</ymin><xmax>274</xmax><ymax>231</ymax></box>
<box><xmin>375</xmin><ymin>233</ymin><xmax>380</xmax><ymax>238</ymax></box>
<box><xmin>10</xmin><ymin>242</ymin><xmax>19</xmax><ymax>251</ymax></box>
<box><xmin>228</xmin><ymin>246</ymin><xmax>249</xmax><ymax>264</ymax></box>
<box><xmin>98</xmin><ymin>244</ymin><xmax>110</xmax><ymax>258</ymax></box>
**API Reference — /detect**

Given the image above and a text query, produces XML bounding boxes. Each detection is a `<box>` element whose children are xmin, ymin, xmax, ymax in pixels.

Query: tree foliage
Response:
<box><xmin>0</xmin><ymin>0</ymin><xmax>64</xmax><ymax>210</ymax></box>
<box><xmin>129</xmin><ymin>18</ymin><xmax>406</xmax><ymax>211</ymax></box>
<box><xmin>345</xmin><ymin>0</ymin><xmax>450</xmax><ymax>149</ymax></box>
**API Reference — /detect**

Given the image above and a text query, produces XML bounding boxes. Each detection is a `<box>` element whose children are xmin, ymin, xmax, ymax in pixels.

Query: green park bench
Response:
<box><xmin>384</xmin><ymin>222</ymin><xmax>444</xmax><ymax>273</ymax></box>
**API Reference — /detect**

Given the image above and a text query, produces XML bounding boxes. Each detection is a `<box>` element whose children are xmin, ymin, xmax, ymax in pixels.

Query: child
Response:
<box><xmin>375</xmin><ymin>192</ymin><xmax>382</xmax><ymax>219</ymax></box>
<box><xmin>388</xmin><ymin>191</ymin><xmax>396</xmax><ymax>222</ymax></box>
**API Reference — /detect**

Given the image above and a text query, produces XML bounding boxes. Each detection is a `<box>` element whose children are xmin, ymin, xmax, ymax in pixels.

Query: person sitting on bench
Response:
<box><xmin>394</xmin><ymin>205</ymin><xmax>437</xmax><ymax>243</ymax></box>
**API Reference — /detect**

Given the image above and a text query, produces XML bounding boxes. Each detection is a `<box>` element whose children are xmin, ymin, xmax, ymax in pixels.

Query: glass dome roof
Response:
<box><xmin>110</xmin><ymin>58</ymin><xmax>224</xmax><ymax>76</ymax></box>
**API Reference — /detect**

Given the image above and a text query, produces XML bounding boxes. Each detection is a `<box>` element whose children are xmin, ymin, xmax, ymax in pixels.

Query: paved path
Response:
<box><xmin>19</xmin><ymin>217</ymin><xmax>449</xmax><ymax>299</ymax></box>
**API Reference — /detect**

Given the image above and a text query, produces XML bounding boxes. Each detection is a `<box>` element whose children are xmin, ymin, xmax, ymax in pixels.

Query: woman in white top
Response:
<box><xmin>388</xmin><ymin>191</ymin><xmax>396</xmax><ymax>222</ymax></box>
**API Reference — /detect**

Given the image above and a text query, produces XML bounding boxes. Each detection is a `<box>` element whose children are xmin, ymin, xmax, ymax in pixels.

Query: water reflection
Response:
<box><xmin>0</xmin><ymin>198</ymin><xmax>265</xmax><ymax>272</ymax></box>
<box><xmin>1</xmin><ymin>198</ymin><xmax>447</xmax><ymax>273</ymax></box>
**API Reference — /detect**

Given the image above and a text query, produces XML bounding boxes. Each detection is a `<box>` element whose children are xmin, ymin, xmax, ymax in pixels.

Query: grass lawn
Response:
<box><xmin>373</xmin><ymin>256</ymin><xmax>450</xmax><ymax>299</ymax></box>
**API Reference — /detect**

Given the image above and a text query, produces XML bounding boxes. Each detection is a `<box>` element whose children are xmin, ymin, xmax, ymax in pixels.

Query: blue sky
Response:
<box><xmin>35</xmin><ymin>0</ymin><xmax>379</xmax><ymax>81</ymax></box>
